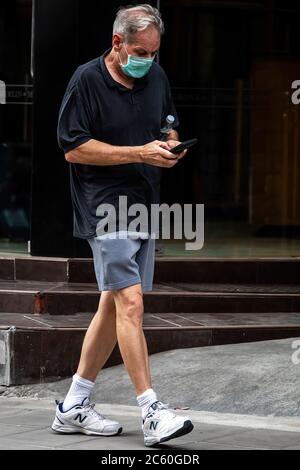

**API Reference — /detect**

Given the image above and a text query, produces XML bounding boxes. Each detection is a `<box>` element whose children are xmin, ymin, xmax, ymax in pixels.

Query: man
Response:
<box><xmin>52</xmin><ymin>4</ymin><xmax>193</xmax><ymax>447</ymax></box>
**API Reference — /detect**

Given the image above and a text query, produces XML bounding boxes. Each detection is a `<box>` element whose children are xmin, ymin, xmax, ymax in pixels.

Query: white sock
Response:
<box><xmin>137</xmin><ymin>388</ymin><xmax>158</xmax><ymax>419</ymax></box>
<box><xmin>62</xmin><ymin>373</ymin><xmax>95</xmax><ymax>411</ymax></box>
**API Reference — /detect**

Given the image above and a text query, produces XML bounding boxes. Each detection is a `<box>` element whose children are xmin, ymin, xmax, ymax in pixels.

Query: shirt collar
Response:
<box><xmin>99</xmin><ymin>48</ymin><xmax>149</xmax><ymax>91</ymax></box>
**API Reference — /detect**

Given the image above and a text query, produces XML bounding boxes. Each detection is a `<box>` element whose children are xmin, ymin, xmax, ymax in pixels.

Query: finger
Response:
<box><xmin>157</xmin><ymin>141</ymin><xmax>172</xmax><ymax>151</ymax></box>
<box><xmin>158</xmin><ymin>147</ymin><xmax>177</xmax><ymax>159</ymax></box>
<box><xmin>164</xmin><ymin>158</ymin><xmax>178</xmax><ymax>168</ymax></box>
<box><xmin>156</xmin><ymin>156</ymin><xmax>177</xmax><ymax>168</ymax></box>
<box><xmin>177</xmin><ymin>149</ymin><xmax>188</xmax><ymax>160</ymax></box>
<box><xmin>162</xmin><ymin>155</ymin><xmax>179</xmax><ymax>160</ymax></box>
<box><xmin>166</xmin><ymin>140</ymin><xmax>180</xmax><ymax>148</ymax></box>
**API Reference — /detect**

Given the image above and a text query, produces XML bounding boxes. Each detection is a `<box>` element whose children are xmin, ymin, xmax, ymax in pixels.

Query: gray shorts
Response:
<box><xmin>87</xmin><ymin>231</ymin><xmax>155</xmax><ymax>292</ymax></box>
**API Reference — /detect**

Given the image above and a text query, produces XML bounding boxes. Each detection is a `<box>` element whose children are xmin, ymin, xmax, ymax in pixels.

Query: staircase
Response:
<box><xmin>1</xmin><ymin>256</ymin><xmax>300</xmax><ymax>385</ymax></box>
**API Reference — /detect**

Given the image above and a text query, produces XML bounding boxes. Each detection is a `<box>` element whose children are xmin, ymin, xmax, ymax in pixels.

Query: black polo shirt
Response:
<box><xmin>57</xmin><ymin>48</ymin><xmax>179</xmax><ymax>239</ymax></box>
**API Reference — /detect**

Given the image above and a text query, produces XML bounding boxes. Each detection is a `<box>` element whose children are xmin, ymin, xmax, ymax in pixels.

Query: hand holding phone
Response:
<box><xmin>170</xmin><ymin>138</ymin><xmax>198</xmax><ymax>154</ymax></box>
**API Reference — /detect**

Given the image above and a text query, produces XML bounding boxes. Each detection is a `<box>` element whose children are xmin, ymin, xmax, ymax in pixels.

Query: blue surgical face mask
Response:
<box><xmin>119</xmin><ymin>43</ymin><xmax>154</xmax><ymax>79</ymax></box>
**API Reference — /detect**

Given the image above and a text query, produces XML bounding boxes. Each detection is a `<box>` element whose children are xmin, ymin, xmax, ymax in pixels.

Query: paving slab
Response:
<box><xmin>1</xmin><ymin>338</ymin><xmax>300</xmax><ymax>449</ymax></box>
<box><xmin>0</xmin><ymin>398</ymin><xmax>300</xmax><ymax>450</ymax></box>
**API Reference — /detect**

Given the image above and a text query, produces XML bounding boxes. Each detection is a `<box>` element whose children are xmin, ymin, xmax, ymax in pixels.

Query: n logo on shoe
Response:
<box><xmin>74</xmin><ymin>413</ymin><xmax>87</xmax><ymax>424</ymax></box>
<box><xmin>149</xmin><ymin>421</ymin><xmax>158</xmax><ymax>431</ymax></box>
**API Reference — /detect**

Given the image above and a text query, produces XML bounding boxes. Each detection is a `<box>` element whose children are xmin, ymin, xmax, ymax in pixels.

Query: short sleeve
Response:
<box><xmin>57</xmin><ymin>84</ymin><xmax>93</xmax><ymax>153</ymax></box>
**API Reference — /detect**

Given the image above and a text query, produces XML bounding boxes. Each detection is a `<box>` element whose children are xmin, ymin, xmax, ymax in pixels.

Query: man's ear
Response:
<box><xmin>112</xmin><ymin>34</ymin><xmax>123</xmax><ymax>52</ymax></box>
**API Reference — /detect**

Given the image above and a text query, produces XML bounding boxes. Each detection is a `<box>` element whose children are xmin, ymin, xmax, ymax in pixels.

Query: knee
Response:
<box><xmin>115</xmin><ymin>290</ymin><xmax>144</xmax><ymax>326</ymax></box>
<box><xmin>96</xmin><ymin>291</ymin><xmax>116</xmax><ymax>316</ymax></box>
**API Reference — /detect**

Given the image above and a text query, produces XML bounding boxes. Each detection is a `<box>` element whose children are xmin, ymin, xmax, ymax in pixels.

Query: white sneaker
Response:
<box><xmin>142</xmin><ymin>401</ymin><xmax>193</xmax><ymax>447</ymax></box>
<box><xmin>51</xmin><ymin>398</ymin><xmax>122</xmax><ymax>436</ymax></box>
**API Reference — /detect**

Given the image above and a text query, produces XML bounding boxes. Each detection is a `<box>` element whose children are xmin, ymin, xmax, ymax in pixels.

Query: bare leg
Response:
<box><xmin>77</xmin><ymin>290</ymin><xmax>117</xmax><ymax>381</ymax></box>
<box><xmin>113</xmin><ymin>283</ymin><xmax>151</xmax><ymax>395</ymax></box>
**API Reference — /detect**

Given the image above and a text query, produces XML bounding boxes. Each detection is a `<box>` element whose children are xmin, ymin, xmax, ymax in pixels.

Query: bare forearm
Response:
<box><xmin>65</xmin><ymin>139</ymin><xmax>142</xmax><ymax>165</ymax></box>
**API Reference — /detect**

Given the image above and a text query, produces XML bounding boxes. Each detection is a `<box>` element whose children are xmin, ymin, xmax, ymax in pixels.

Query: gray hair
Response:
<box><xmin>113</xmin><ymin>4</ymin><xmax>164</xmax><ymax>42</ymax></box>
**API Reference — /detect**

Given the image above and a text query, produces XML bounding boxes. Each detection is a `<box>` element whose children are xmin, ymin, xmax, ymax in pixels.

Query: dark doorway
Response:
<box><xmin>0</xmin><ymin>0</ymin><xmax>32</xmax><ymax>252</ymax></box>
<box><xmin>158</xmin><ymin>0</ymin><xmax>300</xmax><ymax>257</ymax></box>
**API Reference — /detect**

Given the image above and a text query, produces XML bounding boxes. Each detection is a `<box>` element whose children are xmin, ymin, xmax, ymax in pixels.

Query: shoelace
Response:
<box><xmin>155</xmin><ymin>401</ymin><xmax>170</xmax><ymax>411</ymax></box>
<box><xmin>152</xmin><ymin>402</ymin><xmax>190</xmax><ymax>411</ymax></box>
<box><xmin>146</xmin><ymin>401</ymin><xmax>173</xmax><ymax>419</ymax></box>
<box><xmin>84</xmin><ymin>403</ymin><xmax>106</xmax><ymax>420</ymax></box>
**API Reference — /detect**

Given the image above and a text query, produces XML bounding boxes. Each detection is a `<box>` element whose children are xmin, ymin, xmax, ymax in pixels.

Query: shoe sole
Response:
<box><xmin>51</xmin><ymin>424</ymin><xmax>123</xmax><ymax>437</ymax></box>
<box><xmin>145</xmin><ymin>420</ymin><xmax>194</xmax><ymax>447</ymax></box>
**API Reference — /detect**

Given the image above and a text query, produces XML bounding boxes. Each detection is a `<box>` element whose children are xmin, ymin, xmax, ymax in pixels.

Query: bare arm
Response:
<box><xmin>65</xmin><ymin>139</ymin><xmax>141</xmax><ymax>165</ymax></box>
<box><xmin>65</xmin><ymin>138</ymin><xmax>180</xmax><ymax>168</ymax></box>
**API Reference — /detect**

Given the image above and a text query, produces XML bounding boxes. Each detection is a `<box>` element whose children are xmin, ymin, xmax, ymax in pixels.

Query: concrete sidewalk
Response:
<box><xmin>1</xmin><ymin>397</ymin><xmax>300</xmax><ymax>450</ymax></box>
<box><xmin>2</xmin><ymin>338</ymin><xmax>300</xmax><ymax>449</ymax></box>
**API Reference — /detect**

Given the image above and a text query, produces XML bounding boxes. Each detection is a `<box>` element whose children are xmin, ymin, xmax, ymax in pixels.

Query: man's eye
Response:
<box><xmin>136</xmin><ymin>51</ymin><xmax>156</xmax><ymax>58</ymax></box>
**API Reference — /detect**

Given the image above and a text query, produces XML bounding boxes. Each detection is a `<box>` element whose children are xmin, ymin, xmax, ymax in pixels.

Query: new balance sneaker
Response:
<box><xmin>51</xmin><ymin>398</ymin><xmax>122</xmax><ymax>436</ymax></box>
<box><xmin>142</xmin><ymin>401</ymin><xmax>193</xmax><ymax>447</ymax></box>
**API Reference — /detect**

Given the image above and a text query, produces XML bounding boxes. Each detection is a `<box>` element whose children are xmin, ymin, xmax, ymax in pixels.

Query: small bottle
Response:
<box><xmin>160</xmin><ymin>114</ymin><xmax>175</xmax><ymax>141</ymax></box>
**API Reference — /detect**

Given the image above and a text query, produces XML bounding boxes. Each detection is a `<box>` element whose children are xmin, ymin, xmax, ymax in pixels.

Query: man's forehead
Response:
<box><xmin>131</xmin><ymin>42</ymin><xmax>160</xmax><ymax>52</ymax></box>
<box><xmin>129</xmin><ymin>29</ymin><xmax>160</xmax><ymax>50</ymax></box>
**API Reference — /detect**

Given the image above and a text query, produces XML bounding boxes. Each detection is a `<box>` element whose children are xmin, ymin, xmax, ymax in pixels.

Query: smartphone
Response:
<box><xmin>170</xmin><ymin>138</ymin><xmax>198</xmax><ymax>154</ymax></box>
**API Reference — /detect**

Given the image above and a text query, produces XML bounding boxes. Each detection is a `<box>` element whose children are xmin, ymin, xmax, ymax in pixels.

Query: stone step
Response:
<box><xmin>1</xmin><ymin>256</ymin><xmax>300</xmax><ymax>284</ymax></box>
<box><xmin>0</xmin><ymin>280</ymin><xmax>300</xmax><ymax>314</ymax></box>
<box><xmin>1</xmin><ymin>311</ymin><xmax>300</xmax><ymax>385</ymax></box>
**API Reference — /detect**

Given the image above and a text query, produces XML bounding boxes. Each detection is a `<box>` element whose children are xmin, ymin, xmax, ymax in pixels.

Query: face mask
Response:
<box><xmin>119</xmin><ymin>43</ymin><xmax>154</xmax><ymax>79</ymax></box>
